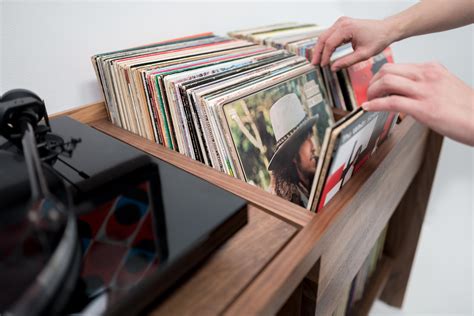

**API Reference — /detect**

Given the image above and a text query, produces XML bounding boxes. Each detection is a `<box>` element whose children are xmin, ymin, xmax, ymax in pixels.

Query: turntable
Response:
<box><xmin>0</xmin><ymin>89</ymin><xmax>248</xmax><ymax>315</ymax></box>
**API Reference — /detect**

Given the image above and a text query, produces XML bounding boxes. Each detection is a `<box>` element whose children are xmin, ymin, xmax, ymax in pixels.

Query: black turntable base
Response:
<box><xmin>0</xmin><ymin>116</ymin><xmax>248</xmax><ymax>315</ymax></box>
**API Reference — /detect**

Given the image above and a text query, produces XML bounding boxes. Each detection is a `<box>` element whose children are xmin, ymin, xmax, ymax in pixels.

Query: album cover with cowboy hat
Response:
<box><xmin>222</xmin><ymin>69</ymin><xmax>333</xmax><ymax>208</ymax></box>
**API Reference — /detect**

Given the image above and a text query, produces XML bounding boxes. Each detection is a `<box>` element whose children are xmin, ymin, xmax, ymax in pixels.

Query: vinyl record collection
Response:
<box><xmin>230</xmin><ymin>22</ymin><xmax>395</xmax><ymax>111</ymax></box>
<box><xmin>92</xmin><ymin>23</ymin><xmax>397</xmax><ymax>213</ymax></box>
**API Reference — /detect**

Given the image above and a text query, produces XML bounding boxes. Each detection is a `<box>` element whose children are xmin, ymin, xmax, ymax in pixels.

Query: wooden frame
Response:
<box><xmin>54</xmin><ymin>101</ymin><xmax>443</xmax><ymax>315</ymax></box>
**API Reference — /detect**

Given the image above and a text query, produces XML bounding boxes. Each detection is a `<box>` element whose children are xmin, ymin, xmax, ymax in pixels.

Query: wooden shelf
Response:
<box><xmin>55</xmin><ymin>101</ymin><xmax>443</xmax><ymax>315</ymax></box>
<box><xmin>352</xmin><ymin>256</ymin><xmax>393</xmax><ymax>316</ymax></box>
<box><xmin>149</xmin><ymin>206</ymin><xmax>298</xmax><ymax>315</ymax></box>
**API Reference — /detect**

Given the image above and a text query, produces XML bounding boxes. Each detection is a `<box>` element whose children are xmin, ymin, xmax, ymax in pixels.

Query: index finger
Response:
<box><xmin>320</xmin><ymin>27</ymin><xmax>353</xmax><ymax>67</ymax></box>
<box><xmin>311</xmin><ymin>29</ymin><xmax>332</xmax><ymax>65</ymax></box>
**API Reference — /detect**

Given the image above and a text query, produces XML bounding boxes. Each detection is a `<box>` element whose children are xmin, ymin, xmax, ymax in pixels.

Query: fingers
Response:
<box><xmin>361</xmin><ymin>95</ymin><xmax>418</xmax><ymax>116</ymax></box>
<box><xmin>370</xmin><ymin>63</ymin><xmax>421</xmax><ymax>85</ymax></box>
<box><xmin>311</xmin><ymin>36</ymin><xmax>324</xmax><ymax>64</ymax></box>
<box><xmin>312</xmin><ymin>17</ymin><xmax>348</xmax><ymax>65</ymax></box>
<box><xmin>320</xmin><ymin>27</ymin><xmax>353</xmax><ymax>67</ymax></box>
<box><xmin>312</xmin><ymin>26</ymin><xmax>336</xmax><ymax>65</ymax></box>
<box><xmin>331</xmin><ymin>49</ymin><xmax>369</xmax><ymax>71</ymax></box>
<box><xmin>367</xmin><ymin>73</ymin><xmax>418</xmax><ymax>100</ymax></box>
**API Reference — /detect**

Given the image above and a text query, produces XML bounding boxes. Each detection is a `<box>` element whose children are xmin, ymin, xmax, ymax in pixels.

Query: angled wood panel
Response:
<box><xmin>149</xmin><ymin>205</ymin><xmax>297</xmax><ymax>315</ymax></box>
<box><xmin>380</xmin><ymin>131</ymin><xmax>444</xmax><ymax>307</ymax></box>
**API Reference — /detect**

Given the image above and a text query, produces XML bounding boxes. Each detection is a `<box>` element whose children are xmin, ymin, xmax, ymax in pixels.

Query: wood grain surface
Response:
<box><xmin>148</xmin><ymin>205</ymin><xmax>297</xmax><ymax>315</ymax></box>
<box><xmin>352</xmin><ymin>257</ymin><xmax>393</xmax><ymax>316</ymax></box>
<box><xmin>51</xmin><ymin>101</ymin><xmax>108</xmax><ymax>124</ymax></box>
<box><xmin>380</xmin><ymin>130</ymin><xmax>444</xmax><ymax>307</ymax></box>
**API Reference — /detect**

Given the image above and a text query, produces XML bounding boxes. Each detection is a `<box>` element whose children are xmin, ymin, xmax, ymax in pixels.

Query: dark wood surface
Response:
<box><xmin>380</xmin><ymin>130</ymin><xmax>444</xmax><ymax>307</ymax></box>
<box><xmin>277</xmin><ymin>283</ymin><xmax>303</xmax><ymax>316</ymax></box>
<box><xmin>352</xmin><ymin>257</ymin><xmax>393</xmax><ymax>316</ymax></box>
<box><xmin>57</xmin><ymin>102</ymin><xmax>442</xmax><ymax>315</ymax></box>
<box><xmin>149</xmin><ymin>205</ymin><xmax>297</xmax><ymax>315</ymax></box>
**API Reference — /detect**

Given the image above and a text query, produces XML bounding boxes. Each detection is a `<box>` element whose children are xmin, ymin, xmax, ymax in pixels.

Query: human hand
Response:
<box><xmin>362</xmin><ymin>62</ymin><xmax>474</xmax><ymax>146</ymax></box>
<box><xmin>311</xmin><ymin>17</ymin><xmax>396</xmax><ymax>71</ymax></box>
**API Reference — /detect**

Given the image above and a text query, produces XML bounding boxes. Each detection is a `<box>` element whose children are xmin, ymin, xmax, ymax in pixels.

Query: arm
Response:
<box><xmin>312</xmin><ymin>0</ymin><xmax>474</xmax><ymax>71</ymax></box>
<box><xmin>389</xmin><ymin>0</ymin><xmax>474</xmax><ymax>41</ymax></box>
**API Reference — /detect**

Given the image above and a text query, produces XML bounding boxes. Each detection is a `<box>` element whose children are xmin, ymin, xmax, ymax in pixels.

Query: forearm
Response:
<box><xmin>384</xmin><ymin>0</ymin><xmax>474</xmax><ymax>43</ymax></box>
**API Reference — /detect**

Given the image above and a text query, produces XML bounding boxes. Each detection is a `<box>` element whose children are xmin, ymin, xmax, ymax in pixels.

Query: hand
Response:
<box><xmin>311</xmin><ymin>17</ymin><xmax>396</xmax><ymax>71</ymax></box>
<box><xmin>362</xmin><ymin>62</ymin><xmax>474</xmax><ymax>146</ymax></box>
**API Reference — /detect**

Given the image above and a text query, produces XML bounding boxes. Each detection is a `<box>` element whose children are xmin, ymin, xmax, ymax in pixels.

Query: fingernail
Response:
<box><xmin>361</xmin><ymin>102</ymin><xmax>370</xmax><ymax>111</ymax></box>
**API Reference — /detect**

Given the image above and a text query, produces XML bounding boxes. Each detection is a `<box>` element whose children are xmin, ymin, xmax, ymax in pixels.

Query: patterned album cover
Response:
<box><xmin>78</xmin><ymin>181</ymin><xmax>160</xmax><ymax>301</ymax></box>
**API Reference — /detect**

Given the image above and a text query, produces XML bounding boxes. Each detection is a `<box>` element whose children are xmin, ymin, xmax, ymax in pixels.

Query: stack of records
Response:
<box><xmin>92</xmin><ymin>28</ymin><xmax>397</xmax><ymax>213</ymax></box>
<box><xmin>229</xmin><ymin>22</ymin><xmax>325</xmax><ymax>49</ymax></box>
<box><xmin>229</xmin><ymin>23</ymin><xmax>395</xmax><ymax>111</ymax></box>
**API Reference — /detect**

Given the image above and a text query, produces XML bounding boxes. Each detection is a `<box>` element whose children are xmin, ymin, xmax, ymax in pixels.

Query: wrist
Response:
<box><xmin>382</xmin><ymin>16</ymin><xmax>406</xmax><ymax>43</ymax></box>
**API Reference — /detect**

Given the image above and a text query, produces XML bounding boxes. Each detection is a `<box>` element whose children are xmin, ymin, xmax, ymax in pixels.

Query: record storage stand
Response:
<box><xmin>54</xmin><ymin>101</ymin><xmax>443</xmax><ymax>316</ymax></box>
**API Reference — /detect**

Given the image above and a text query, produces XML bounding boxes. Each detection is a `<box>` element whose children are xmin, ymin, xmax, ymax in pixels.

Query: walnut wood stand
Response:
<box><xmin>54</xmin><ymin>102</ymin><xmax>443</xmax><ymax>316</ymax></box>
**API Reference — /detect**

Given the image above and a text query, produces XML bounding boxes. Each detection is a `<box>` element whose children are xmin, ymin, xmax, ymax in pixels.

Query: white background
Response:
<box><xmin>1</xmin><ymin>1</ymin><xmax>473</xmax><ymax>315</ymax></box>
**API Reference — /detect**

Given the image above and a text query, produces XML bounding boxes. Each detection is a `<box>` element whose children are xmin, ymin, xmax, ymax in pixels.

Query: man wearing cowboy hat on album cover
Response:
<box><xmin>268</xmin><ymin>93</ymin><xmax>320</xmax><ymax>208</ymax></box>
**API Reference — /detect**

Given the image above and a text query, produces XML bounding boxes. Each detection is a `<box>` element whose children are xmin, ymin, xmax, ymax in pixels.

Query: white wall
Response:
<box><xmin>1</xmin><ymin>1</ymin><xmax>343</xmax><ymax>113</ymax></box>
<box><xmin>2</xmin><ymin>1</ymin><xmax>473</xmax><ymax>315</ymax></box>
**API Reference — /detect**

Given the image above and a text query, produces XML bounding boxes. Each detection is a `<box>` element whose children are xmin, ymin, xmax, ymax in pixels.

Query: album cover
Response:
<box><xmin>92</xmin><ymin>34</ymin><xmax>224</xmax><ymax>131</ymax></box>
<box><xmin>91</xmin><ymin>32</ymin><xmax>216</xmax><ymax>126</ymax></box>
<box><xmin>228</xmin><ymin>22</ymin><xmax>302</xmax><ymax>40</ymax></box>
<box><xmin>308</xmin><ymin>109</ymin><xmax>363</xmax><ymax>212</ymax></box>
<box><xmin>197</xmin><ymin>58</ymin><xmax>308</xmax><ymax>173</ymax></box>
<box><xmin>347</xmin><ymin>47</ymin><xmax>394</xmax><ymax>106</ymax></box>
<box><xmin>204</xmin><ymin>63</ymin><xmax>314</xmax><ymax>177</ymax></box>
<box><xmin>188</xmin><ymin>54</ymin><xmax>304</xmax><ymax>170</ymax></box>
<box><xmin>94</xmin><ymin>36</ymin><xmax>251</xmax><ymax>147</ymax></box>
<box><xmin>314</xmin><ymin>109</ymin><xmax>398</xmax><ymax>212</ymax></box>
<box><xmin>161</xmin><ymin>46</ymin><xmax>275</xmax><ymax>159</ymax></box>
<box><xmin>221</xmin><ymin>68</ymin><xmax>333</xmax><ymax>208</ymax></box>
<box><xmin>178</xmin><ymin>50</ymin><xmax>289</xmax><ymax>164</ymax></box>
<box><xmin>138</xmin><ymin>40</ymin><xmax>257</xmax><ymax>149</ymax></box>
<box><xmin>134</xmin><ymin>39</ymin><xmax>254</xmax><ymax>149</ymax></box>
